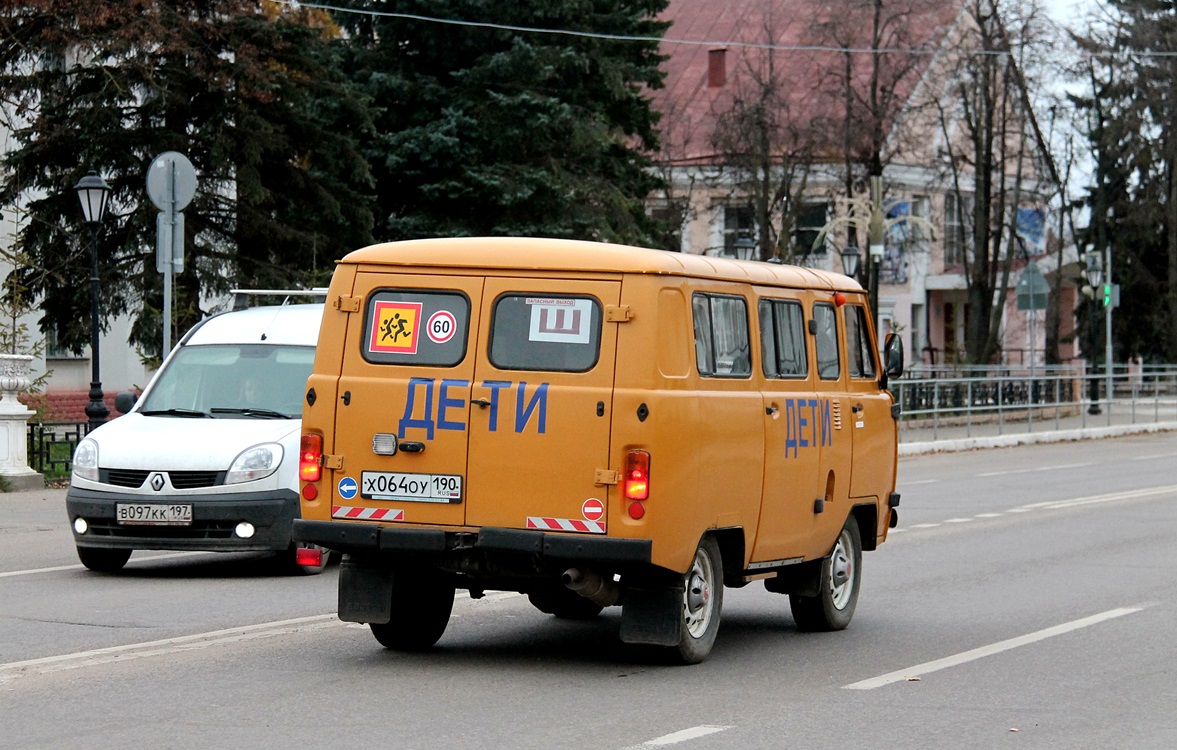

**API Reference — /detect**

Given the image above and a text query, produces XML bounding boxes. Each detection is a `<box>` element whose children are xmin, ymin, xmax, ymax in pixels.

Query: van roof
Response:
<box><xmin>342</xmin><ymin>237</ymin><xmax>863</xmax><ymax>292</ymax></box>
<box><xmin>186</xmin><ymin>304</ymin><xmax>323</xmax><ymax>347</ymax></box>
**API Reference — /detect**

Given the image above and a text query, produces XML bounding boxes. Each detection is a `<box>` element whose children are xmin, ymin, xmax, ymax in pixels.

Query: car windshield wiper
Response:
<box><xmin>139</xmin><ymin>408</ymin><xmax>212</xmax><ymax>418</ymax></box>
<box><xmin>209</xmin><ymin>407</ymin><xmax>292</xmax><ymax>419</ymax></box>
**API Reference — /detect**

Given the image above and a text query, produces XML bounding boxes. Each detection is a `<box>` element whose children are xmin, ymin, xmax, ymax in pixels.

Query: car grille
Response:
<box><xmin>98</xmin><ymin>469</ymin><xmax>225</xmax><ymax>489</ymax></box>
<box><xmin>102</xmin><ymin>469</ymin><xmax>150</xmax><ymax>488</ymax></box>
<box><xmin>82</xmin><ymin>519</ymin><xmax>237</xmax><ymax>540</ymax></box>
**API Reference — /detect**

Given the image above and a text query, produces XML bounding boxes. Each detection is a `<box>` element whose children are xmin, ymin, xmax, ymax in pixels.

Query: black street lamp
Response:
<box><xmin>840</xmin><ymin>238</ymin><xmax>861</xmax><ymax>279</ymax></box>
<box><xmin>1083</xmin><ymin>250</ymin><xmax>1103</xmax><ymax>415</ymax></box>
<box><xmin>75</xmin><ymin>169</ymin><xmax>111</xmax><ymax>432</ymax></box>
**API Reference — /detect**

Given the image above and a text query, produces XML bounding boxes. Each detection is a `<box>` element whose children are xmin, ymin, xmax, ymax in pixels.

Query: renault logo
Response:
<box><xmin>150</xmin><ymin>473</ymin><xmax>165</xmax><ymax>492</ymax></box>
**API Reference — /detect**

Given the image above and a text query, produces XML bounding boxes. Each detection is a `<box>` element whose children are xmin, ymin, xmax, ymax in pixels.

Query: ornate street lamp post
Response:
<box><xmin>74</xmin><ymin>169</ymin><xmax>111</xmax><ymax>432</ymax></box>
<box><xmin>840</xmin><ymin>238</ymin><xmax>861</xmax><ymax>279</ymax></box>
<box><xmin>1083</xmin><ymin>250</ymin><xmax>1103</xmax><ymax>415</ymax></box>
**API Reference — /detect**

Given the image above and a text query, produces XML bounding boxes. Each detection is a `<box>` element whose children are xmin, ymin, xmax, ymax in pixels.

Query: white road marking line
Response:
<box><xmin>975</xmin><ymin>513</ymin><xmax>1003</xmax><ymax>518</ymax></box>
<box><xmin>944</xmin><ymin>518</ymin><xmax>974</xmax><ymax>523</ymax></box>
<box><xmin>1131</xmin><ymin>453</ymin><xmax>1177</xmax><ymax>461</ymax></box>
<box><xmin>0</xmin><ymin>551</ymin><xmax>216</xmax><ymax>579</ymax></box>
<box><xmin>909</xmin><ymin>523</ymin><xmax>941</xmax><ymax>529</ymax></box>
<box><xmin>905</xmin><ymin>479</ymin><xmax>939</xmax><ymax>485</ymax></box>
<box><xmin>0</xmin><ymin>614</ymin><xmax>342</xmax><ymax>684</ymax></box>
<box><xmin>628</xmin><ymin>726</ymin><xmax>733</xmax><ymax>748</ymax></box>
<box><xmin>977</xmin><ymin>462</ymin><xmax>1092</xmax><ymax>477</ymax></box>
<box><xmin>843</xmin><ymin>605</ymin><xmax>1149</xmax><ymax>690</ymax></box>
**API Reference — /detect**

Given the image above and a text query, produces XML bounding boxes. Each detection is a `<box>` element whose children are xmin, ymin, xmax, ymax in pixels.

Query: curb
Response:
<box><xmin>899</xmin><ymin>421</ymin><xmax>1177</xmax><ymax>456</ymax></box>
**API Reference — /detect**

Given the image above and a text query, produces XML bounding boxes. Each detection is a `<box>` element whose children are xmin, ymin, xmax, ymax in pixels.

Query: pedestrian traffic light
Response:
<box><xmin>1102</xmin><ymin>283</ymin><xmax>1112</xmax><ymax>306</ymax></box>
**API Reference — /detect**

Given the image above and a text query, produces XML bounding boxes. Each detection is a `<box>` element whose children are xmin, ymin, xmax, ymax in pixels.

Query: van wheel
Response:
<box><xmin>789</xmin><ymin>516</ymin><xmax>862</xmax><ymax>632</ymax></box>
<box><xmin>527</xmin><ymin>585</ymin><xmax>604</xmax><ymax>620</ymax></box>
<box><xmin>370</xmin><ymin>568</ymin><xmax>455</xmax><ymax>651</ymax></box>
<box><xmin>667</xmin><ymin>535</ymin><xmax>723</xmax><ymax>664</ymax></box>
<box><xmin>287</xmin><ymin>543</ymin><xmax>330</xmax><ymax>575</ymax></box>
<box><xmin>76</xmin><ymin>546</ymin><xmax>131</xmax><ymax>573</ymax></box>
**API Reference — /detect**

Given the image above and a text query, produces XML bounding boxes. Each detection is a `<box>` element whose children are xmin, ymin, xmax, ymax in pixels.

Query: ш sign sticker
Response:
<box><xmin>527</xmin><ymin>297</ymin><xmax>592</xmax><ymax>344</ymax></box>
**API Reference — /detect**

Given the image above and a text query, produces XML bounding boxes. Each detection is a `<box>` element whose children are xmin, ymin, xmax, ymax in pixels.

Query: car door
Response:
<box><xmin>464</xmin><ymin>278</ymin><xmax>621</xmax><ymax>532</ymax></box>
<box><xmin>330</xmin><ymin>272</ymin><xmax>484</xmax><ymax>527</ymax></box>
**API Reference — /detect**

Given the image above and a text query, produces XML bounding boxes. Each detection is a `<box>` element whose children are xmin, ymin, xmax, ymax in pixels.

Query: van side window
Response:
<box><xmin>693</xmin><ymin>293</ymin><xmax>751</xmax><ymax>377</ymax></box>
<box><xmin>489</xmin><ymin>294</ymin><xmax>602</xmax><ymax>372</ymax></box>
<box><xmin>813</xmin><ymin>302</ymin><xmax>841</xmax><ymax>380</ymax></box>
<box><xmin>759</xmin><ymin>299</ymin><xmax>808</xmax><ymax>378</ymax></box>
<box><xmin>363</xmin><ymin>290</ymin><xmax>471</xmax><ymax>366</ymax></box>
<box><xmin>845</xmin><ymin>304</ymin><xmax>877</xmax><ymax>379</ymax></box>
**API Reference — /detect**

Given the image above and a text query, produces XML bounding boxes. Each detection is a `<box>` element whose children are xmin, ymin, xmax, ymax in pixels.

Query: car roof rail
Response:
<box><xmin>229</xmin><ymin>288</ymin><xmax>329</xmax><ymax>310</ymax></box>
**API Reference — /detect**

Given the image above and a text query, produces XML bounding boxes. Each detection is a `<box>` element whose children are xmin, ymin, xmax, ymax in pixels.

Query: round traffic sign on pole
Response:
<box><xmin>146</xmin><ymin>152</ymin><xmax>197</xmax><ymax>212</ymax></box>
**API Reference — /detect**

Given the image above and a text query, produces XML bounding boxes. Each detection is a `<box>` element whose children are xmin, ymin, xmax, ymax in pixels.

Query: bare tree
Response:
<box><xmin>934</xmin><ymin>0</ymin><xmax>1055</xmax><ymax>364</ymax></box>
<box><xmin>708</xmin><ymin>13</ymin><xmax>819</xmax><ymax>262</ymax></box>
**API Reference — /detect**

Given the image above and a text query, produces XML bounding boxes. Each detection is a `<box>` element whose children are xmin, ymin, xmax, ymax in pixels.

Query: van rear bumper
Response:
<box><xmin>67</xmin><ymin>487</ymin><xmax>300</xmax><ymax>552</ymax></box>
<box><xmin>293</xmin><ymin>519</ymin><xmax>652</xmax><ymax>564</ymax></box>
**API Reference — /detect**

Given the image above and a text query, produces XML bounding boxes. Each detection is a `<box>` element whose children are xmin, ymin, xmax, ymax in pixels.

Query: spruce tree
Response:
<box><xmin>0</xmin><ymin>0</ymin><xmax>374</xmax><ymax>361</ymax></box>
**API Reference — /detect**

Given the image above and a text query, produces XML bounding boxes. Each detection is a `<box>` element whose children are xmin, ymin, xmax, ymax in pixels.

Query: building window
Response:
<box><xmin>795</xmin><ymin>202</ymin><xmax>829</xmax><ymax>257</ymax></box>
<box><xmin>944</xmin><ymin>193</ymin><xmax>972</xmax><ymax>268</ymax></box>
<box><xmin>650</xmin><ymin>201</ymin><xmax>687</xmax><ymax>253</ymax></box>
<box><xmin>722</xmin><ymin>205</ymin><xmax>755</xmax><ymax>258</ymax></box>
<box><xmin>45</xmin><ymin>325</ymin><xmax>84</xmax><ymax>360</ymax></box>
<box><xmin>708</xmin><ymin>48</ymin><xmax>727</xmax><ymax>88</ymax></box>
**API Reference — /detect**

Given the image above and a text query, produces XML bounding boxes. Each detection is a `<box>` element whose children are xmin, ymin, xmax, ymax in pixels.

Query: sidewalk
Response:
<box><xmin>899</xmin><ymin>404</ymin><xmax>1177</xmax><ymax>456</ymax></box>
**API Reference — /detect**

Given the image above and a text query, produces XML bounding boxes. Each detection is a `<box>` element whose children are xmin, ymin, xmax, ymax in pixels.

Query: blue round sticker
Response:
<box><xmin>338</xmin><ymin>477</ymin><xmax>358</xmax><ymax>500</ymax></box>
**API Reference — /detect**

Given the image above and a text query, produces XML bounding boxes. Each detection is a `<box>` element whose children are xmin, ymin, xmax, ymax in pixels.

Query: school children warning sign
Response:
<box><xmin>370</xmin><ymin>301</ymin><xmax>422</xmax><ymax>354</ymax></box>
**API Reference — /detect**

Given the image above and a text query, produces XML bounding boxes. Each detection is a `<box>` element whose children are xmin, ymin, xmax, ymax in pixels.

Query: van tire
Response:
<box><xmin>527</xmin><ymin>585</ymin><xmax>604</xmax><ymax>620</ymax></box>
<box><xmin>789</xmin><ymin>516</ymin><xmax>862</xmax><ymax>632</ymax></box>
<box><xmin>76</xmin><ymin>546</ymin><xmax>131</xmax><ymax>572</ymax></box>
<box><xmin>667</xmin><ymin>535</ymin><xmax>724</xmax><ymax>664</ymax></box>
<box><xmin>369</xmin><ymin>568</ymin><xmax>455</xmax><ymax>650</ymax></box>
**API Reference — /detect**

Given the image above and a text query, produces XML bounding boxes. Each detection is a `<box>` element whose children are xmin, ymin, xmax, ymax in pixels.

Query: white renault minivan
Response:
<box><xmin>66</xmin><ymin>295</ymin><xmax>326</xmax><ymax>574</ymax></box>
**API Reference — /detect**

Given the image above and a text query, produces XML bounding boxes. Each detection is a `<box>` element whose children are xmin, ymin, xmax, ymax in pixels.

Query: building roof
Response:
<box><xmin>653</xmin><ymin>0</ymin><xmax>963</xmax><ymax>165</ymax></box>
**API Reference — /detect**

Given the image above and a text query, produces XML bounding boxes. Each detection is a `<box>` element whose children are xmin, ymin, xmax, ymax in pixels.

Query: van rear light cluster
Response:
<box><xmin>300</xmin><ymin>434</ymin><xmax>322</xmax><ymax>482</ymax></box>
<box><xmin>624</xmin><ymin>450</ymin><xmax>650</xmax><ymax>519</ymax></box>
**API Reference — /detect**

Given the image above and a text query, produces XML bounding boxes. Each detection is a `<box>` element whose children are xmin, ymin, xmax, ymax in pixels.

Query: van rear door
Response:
<box><xmin>332</xmin><ymin>273</ymin><xmax>484</xmax><ymax>527</ymax></box>
<box><xmin>464</xmin><ymin>279</ymin><xmax>621</xmax><ymax>532</ymax></box>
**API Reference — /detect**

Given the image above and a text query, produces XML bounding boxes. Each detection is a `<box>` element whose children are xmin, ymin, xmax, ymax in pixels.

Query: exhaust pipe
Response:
<box><xmin>562</xmin><ymin>567</ymin><xmax>620</xmax><ymax>608</ymax></box>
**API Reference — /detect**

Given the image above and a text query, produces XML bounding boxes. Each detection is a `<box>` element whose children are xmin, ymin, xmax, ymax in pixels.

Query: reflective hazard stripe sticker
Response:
<box><xmin>332</xmin><ymin>506</ymin><xmax>404</xmax><ymax>521</ymax></box>
<box><xmin>526</xmin><ymin>516</ymin><xmax>605</xmax><ymax>534</ymax></box>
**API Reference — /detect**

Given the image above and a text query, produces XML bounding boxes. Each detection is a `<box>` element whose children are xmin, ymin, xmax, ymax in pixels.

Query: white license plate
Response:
<box><xmin>116</xmin><ymin>503</ymin><xmax>193</xmax><ymax>525</ymax></box>
<box><xmin>360</xmin><ymin>471</ymin><xmax>462</xmax><ymax>503</ymax></box>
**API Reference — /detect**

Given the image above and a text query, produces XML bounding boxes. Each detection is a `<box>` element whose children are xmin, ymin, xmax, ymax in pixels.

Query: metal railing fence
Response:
<box><xmin>893</xmin><ymin>364</ymin><xmax>1177</xmax><ymax>442</ymax></box>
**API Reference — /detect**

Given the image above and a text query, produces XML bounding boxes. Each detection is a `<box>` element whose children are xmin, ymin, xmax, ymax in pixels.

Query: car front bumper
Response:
<box><xmin>67</xmin><ymin>487</ymin><xmax>300</xmax><ymax>552</ymax></box>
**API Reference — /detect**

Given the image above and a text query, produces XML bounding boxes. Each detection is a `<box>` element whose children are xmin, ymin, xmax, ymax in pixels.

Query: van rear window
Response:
<box><xmin>489</xmin><ymin>295</ymin><xmax>602</xmax><ymax>372</ymax></box>
<box><xmin>362</xmin><ymin>290</ymin><xmax>470</xmax><ymax>366</ymax></box>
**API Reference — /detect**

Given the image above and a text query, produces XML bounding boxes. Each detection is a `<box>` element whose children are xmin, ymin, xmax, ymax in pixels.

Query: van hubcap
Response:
<box><xmin>828</xmin><ymin>530</ymin><xmax>854</xmax><ymax>610</ymax></box>
<box><xmin>683</xmin><ymin>548</ymin><xmax>715</xmax><ymax>638</ymax></box>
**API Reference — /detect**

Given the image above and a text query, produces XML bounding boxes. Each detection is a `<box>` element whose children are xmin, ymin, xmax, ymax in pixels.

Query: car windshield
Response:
<box><xmin>137</xmin><ymin>344</ymin><xmax>314</xmax><ymax>419</ymax></box>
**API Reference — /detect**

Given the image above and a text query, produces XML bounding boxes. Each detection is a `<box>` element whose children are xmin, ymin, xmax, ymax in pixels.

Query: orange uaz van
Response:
<box><xmin>294</xmin><ymin>237</ymin><xmax>903</xmax><ymax>663</ymax></box>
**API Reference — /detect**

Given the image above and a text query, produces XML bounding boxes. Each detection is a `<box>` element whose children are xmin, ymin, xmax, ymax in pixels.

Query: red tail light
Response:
<box><xmin>300</xmin><ymin>434</ymin><xmax>322</xmax><ymax>482</ymax></box>
<box><xmin>624</xmin><ymin>450</ymin><xmax>650</xmax><ymax>501</ymax></box>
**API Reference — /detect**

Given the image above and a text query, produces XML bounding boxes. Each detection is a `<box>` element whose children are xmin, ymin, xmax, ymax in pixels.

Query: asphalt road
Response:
<box><xmin>2</xmin><ymin>432</ymin><xmax>1176</xmax><ymax>749</ymax></box>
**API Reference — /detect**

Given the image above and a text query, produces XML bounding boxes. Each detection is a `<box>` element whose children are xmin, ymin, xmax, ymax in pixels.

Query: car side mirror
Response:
<box><xmin>114</xmin><ymin>391</ymin><xmax>138</xmax><ymax>415</ymax></box>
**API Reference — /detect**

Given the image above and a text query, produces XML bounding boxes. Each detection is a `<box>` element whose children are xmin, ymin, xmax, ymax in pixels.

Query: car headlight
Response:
<box><xmin>73</xmin><ymin>439</ymin><xmax>99</xmax><ymax>482</ymax></box>
<box><xmin>226</xmin><ymin>443</ymin><xmax>283</xmax><ymax>485</ymax></box>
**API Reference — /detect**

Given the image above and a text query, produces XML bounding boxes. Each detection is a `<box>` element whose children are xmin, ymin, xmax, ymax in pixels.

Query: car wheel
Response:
<box><xmin>76</xmin><ymin>546</ymin><xmax>131</xmax><ymax>573</ymax></box>
<box><xmin>666</xmin><ymin>535</ymin><xmax>723</xmax><ymax>664</ymax></box>
<box><xmin>370</xmin><ymin>567</ymin><xmax>455</xmax><ymax>651</ymax></box>
<box><xmin>789</xmin><ymin>515</ymin><xmax>862</xmax><ymax>632</ymax></box>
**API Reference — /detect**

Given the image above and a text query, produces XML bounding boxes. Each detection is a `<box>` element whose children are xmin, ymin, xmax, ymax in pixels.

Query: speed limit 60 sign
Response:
<box><xmin>426</xmin><ymin>311</ymin><xmax>457</xmax><ymax>344</ymax></box>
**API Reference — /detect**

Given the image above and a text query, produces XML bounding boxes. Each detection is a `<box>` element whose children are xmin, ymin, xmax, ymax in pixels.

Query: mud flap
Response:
<box><xmin>764</xmin><ymin>559</ymin><xmax>822</xmax><ymax>598</ymax></box>
<box><xmin>338</xmin><ymin>555</ymin><xmax>394</xmax><ymax>624</ymax></box>
<box><xmin>619</xmin><ymin>584</ymin><xmax>683</xmax><ymax>646</ymax></box>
